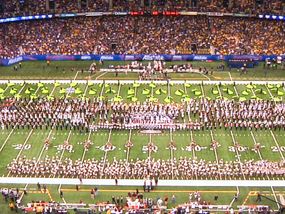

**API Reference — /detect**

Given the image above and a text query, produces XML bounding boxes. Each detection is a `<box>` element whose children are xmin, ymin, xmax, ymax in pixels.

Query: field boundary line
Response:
<box><xmin>1</xmin><ymin>177</ymin><xmax>285</xmax><ymax>186</ymax></box>
<box><xmin>59</xmin><ymin>188</ymin><xmax>237</xmax><ymax>193</ymax></box>
<box><xmin>4</xmin><ymin>79</ymin><xmax>285</xmax><ymax>85</ymax></box>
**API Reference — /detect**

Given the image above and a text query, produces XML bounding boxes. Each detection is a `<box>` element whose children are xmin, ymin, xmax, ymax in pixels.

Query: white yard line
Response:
<box><xmin>59</xmin><ymin>130</ymin><xmax>72</xmax><ymax>162</ymax></box>
<box><xmin>250</xmin><ymin>122</ymin><xmax>280</xmax><ymax>208</ymax></box>
<box><xmin>126</xmin><ymin>129</ymin><xmax>132</xmax><ymax>162</ymax></box>
<box><xmin>134</xmin><ymin>86</ymin><xmax>137</xmax><ymax>98</ymax></box>
<box><xmin>264</xmin><ymin>86</ymin><xmax>285</xmax><ymax>160</ymax></box>
<box><xmin>229</xmin><ymin>186</ymin><xmax>240</xmax><ymax>207</ymax></box>
<box><xmin>249</xmin><ymin>131</ymin><xmax>263</xmax><ymax>160</ymax></box>
<box><xmin>73</xmin><ymin>71</ymin><xmax>79</xmax><ymax>81</ymax></box>
<box><xmin>19</xmin><ymin>183</ymin><xmax>29</xmax><ymax>202</ymax></box>
<box><xmin>19</xmin><ymin>128</ymin><xmax>55</xmax><ymax>200</ymax></box>
<box><xmin>99</xmin><ymin>83</ymin><xmax>105</xmax><ymax>98</ymax></box>
<box><xmin>271</xmin><ymin>186</ymin><xmax>281</xmax><ymax>209</ymax></box>
<box><xmin>49</xmin><ymin>84</ymin><xmax>57</xmax><ymax>96</ymax></box>
<box><xmin>148</xmin><ymin>134</ymin><xmax>152</xmax><ymax>158</ymax></box>
<box><xmin>2</xmin><ymin>83</ymin><xmax>10</xmax><ymax>94</ymax></box>
<box><xmin>209</xmin><ymin>130</ymin><xmax>219</xmax><ymax>163</ymax></box>
<box><xmin>80</xmin><ymin>130</ymin><xmax>93</xmax><ymax>162</ymax></box>
<box><xmin>200</xmin><ymin>73</ymin><xmax>211</xmax><ymax>81</ymax></box>
<box><xmin>249</xmin><ymin>87</ymin><xmax>256</xmax><ymax>97</ymax></box>
<box><xmin>230</xmin><ymin>131</ymin><xmax>246</xmax><ymax>180</ymax></box>
<box><xmin>17</xmin><ymin>83</ymin><xmax>26</xmax><ymax>95</ymax></box>
<box><xmin>270</xmin><ymin>130</ymin><xmax>285</xmax><ymax>161</ymax></box>
<box><xmin>101</xmin><ymin>129</ymin><xmax>112</xmax><ymax>177</ymax></box>
<box><xmin>189</xmin><ymin>130</ymin><xmax>196</xmax><ymax>159</ymax></box>
<box><xmin>0</xmin><ymin>129</ymin><xmax>15</xmax><ymax>153</ymax></box>
<box><xmin>96</xmin><ymin>71</ymin><xmax>108</xmax><ymax>80</ymax></box>
<box><xmin>169</xmin><ymin>129</ymin><xmax>174</xmax><ymax>179</ymax></box>
<box><xmin>217</xmin><ymin>85</ymin><xmax>222</xmax><ymax>98</ymax></box>
<box><xmin>167</xmin><ymin>81</ymin><xmax>171</xmax><ymax>97</ymax></box>
<box><xmin>117</xmin><ymin>83</ymin><xmax>121</xmax><ymax>96</ymax></box>
<box><xmin>265</xmin><ymin>85</ymin><xmax>275</xmax><ymax>101</ymax></box>
<box><xmin>200</xmin><ymin>84</ymin><xmax>205</xmax><ymax>97</ymax></box>
<box><xmin>232</xmin><ymin>83</ymin><xmax>239</xmax><ymax>97</ymax></box>
<box><xmin>209</xmin><ymin>130</ymin><xmax>222</xmax><ymax>180</ymax></box>
<box><xmin>52</xmin><ymin>130</ymin><xmax>72</xmax><ymax>179</ymax></box>
<box><xmin>14</xmin><ymin>129</ymin><xmax>34</xmax><ymax>161</ymax></box>
<box><xmin>6</xmin><ymin>129</ymin><xmax>34</xmax><ymax>177</ymax></box>
<box><xmin>27</xmin><ymin>86</ymin><xmax>41</xmax><ymax>104</ymax></box>
<box><xmin>83</xmin><ymin>83</ymin><xmax>89</xmax><ymax>97</ymax></box>
<box><xmin>36</xmin><ymin>129</ymin><xmax>54</xmax><ymax>163</ymax></box>
<box><xmin>228</xmin><ymin>72</ymin><xmax>233</xmax><ymax>81</ymax></box>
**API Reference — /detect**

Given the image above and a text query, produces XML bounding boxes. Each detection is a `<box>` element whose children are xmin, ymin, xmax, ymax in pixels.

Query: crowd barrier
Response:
<box><xmin>1</xmin><ymin>54</ymin><xmax>283</xmax><ymax>66</ymax></box>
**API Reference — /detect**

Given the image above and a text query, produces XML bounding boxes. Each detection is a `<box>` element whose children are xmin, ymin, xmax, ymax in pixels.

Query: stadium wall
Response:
<box><xmin>0</xmin><ymin>54</ymin><xmax>282</xmax><ymax>66</ymax></box>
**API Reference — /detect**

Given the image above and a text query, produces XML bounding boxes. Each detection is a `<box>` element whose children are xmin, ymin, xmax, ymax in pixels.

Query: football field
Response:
<box><xmin>1</xmin><ymin>79</ymin><xmax>285</xmax><ymax>212</ymax></box>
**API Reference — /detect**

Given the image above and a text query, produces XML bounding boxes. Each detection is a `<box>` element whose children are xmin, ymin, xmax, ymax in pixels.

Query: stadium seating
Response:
<box><xmin>0</xmin><ymin>16</ymin><xmax>284</xmax><ymax>59</ymax></box>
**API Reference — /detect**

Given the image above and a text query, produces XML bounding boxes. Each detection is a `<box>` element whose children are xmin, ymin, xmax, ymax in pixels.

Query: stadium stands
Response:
<box><xmin>0</xmin><ymin>16</ymin><xmax>284</xmax><ymax>59</ymax></box>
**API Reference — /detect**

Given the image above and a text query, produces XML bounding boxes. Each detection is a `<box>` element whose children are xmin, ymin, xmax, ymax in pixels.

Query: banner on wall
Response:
<box><xmin>0</xmin><ymin>54</ymin><xmax>282</xmax><ymax>66</ymax></box>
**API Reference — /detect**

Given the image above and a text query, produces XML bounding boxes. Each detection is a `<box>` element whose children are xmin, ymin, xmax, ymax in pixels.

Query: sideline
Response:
<box><xmin>0</xmin><ymin>178</ymin><xmax>285</xmax><ymax>187</ymax></box>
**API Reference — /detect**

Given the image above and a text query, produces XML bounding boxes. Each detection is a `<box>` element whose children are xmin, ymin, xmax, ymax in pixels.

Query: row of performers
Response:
<box><xmin>2</xmin><ymin>121</ymin><xmax>285</xmax><ymax>131</ymax></box>
<box><xmin>43</xmin><ymin>138</ymin><xmax>264</xmax><ymax>153</ymax></box>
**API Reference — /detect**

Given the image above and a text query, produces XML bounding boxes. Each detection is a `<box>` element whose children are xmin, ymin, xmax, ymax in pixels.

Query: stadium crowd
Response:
<box><xmin>7</xmin><ymin>156</ymin><xmax>285</xmax><ymax>179</ymax></box>
<box><xmin>0</xmin><ymin>0</ymin><xmax>284</xmax><ymax>17</ymax></box>
<box><xmin>1</xmin><ymin>16</ymin><xmax>285</xmax><ymax>59</ymax></box>
<box><xmin>1</xmin><ymin>97</ymin><xmax>285</xmax><ymax>131</ymax></box>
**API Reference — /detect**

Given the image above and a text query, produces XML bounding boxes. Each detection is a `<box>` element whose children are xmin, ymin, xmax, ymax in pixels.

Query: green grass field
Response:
<box><xmin>0</xmin><ymin>80</ymin><xmax>285</xmax><ymax>213</ymax></box>
<box><xmin>0</xmin><ymin>60</ymin><xmax>285</xmax><ymax>81</ymax></box>
<box><xmin>1</xmin><ymin>63</ymin><xmax>285</xmax><ymax>213</ymax></box>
